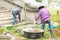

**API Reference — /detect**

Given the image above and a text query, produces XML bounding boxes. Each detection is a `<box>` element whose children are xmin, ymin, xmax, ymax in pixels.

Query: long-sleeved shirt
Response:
<box><xmin>35</xmin><ymin>8</ymin><xmax>50</xmax><ymax>24</ymax></box>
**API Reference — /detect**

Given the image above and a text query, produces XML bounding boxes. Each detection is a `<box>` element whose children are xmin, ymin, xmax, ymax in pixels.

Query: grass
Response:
<box><xmin>51</xmin><ymin>14</ymin><xmax>60</xmax><ymax>22</ymax></box>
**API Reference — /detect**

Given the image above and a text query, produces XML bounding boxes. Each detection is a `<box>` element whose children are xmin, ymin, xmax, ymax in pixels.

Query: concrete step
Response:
<box><xmin>0</xmin><ymin>12</ymin><xmax>11</xmax><ymax>16</ymax></box>
<box><xmin>0</xmin><ymin>12</ymin><xmax>13</xmax><ymax>18</ymax></box>
<box><xmin>0</xmin><ymin>20</ymin><xmax>13</xmax><ymax>25</ymax></box>
<box><xmin>0</xmin><ymin>12</ymin><xmax>12</xmax><ymax>15</ymax></box>
<box><xmin>0</xmin><ymin>13</ymin><xmax>6</xmax><ymax>14</ymax></box>
<box><xmin>2</xmin><ymin>14</ymin><xmax>12</xmax><ymax>17</ymax></box>
<box><xmin>0</xmin><ymin>19</ymin><xmax>21</xmax><ymax>26</ymax></box>
<box><xmin>0</xmin><ymin>17</ymin><xmax>13</xmax><ymax>21</ymax></box>
<box><xmin>0</xmin><ymin>6</ymin><xmax>7</xmax><ymax>10</ymax></box>
<box><xmin>0</xmin><ymin>15</ymin><xmax>7</xmax><ymax>17</ymax></box>
<box><xmin>0</xmin><ymin>10</ymin><xmax>10</xmax><ymax>13</ymax></box>
<box><xmin>0</xmin><ymin>14</ymin><xmax>13</xmax><ymax>18</ymax></box>
<box><xmin>0</xmin><ymin>9</ymin><xmax>11</xmax><ymax>13</ymax></box>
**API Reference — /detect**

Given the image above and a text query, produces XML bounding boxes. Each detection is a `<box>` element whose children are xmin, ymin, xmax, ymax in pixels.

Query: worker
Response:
<box><xmin>12</xmin><ymin>8</ymin><xmax>21</xmax><ymax>25</ymax></box>
<box><xmin>35</xmin><ymin>6</ymin><xmax>53</xmax><ymax>36</ymax></box>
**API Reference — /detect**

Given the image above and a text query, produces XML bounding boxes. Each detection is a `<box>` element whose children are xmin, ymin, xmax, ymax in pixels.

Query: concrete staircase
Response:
<box><xmin>0</xmin><ymin>7</ymin><xmax>14</xmax><ymax>26</ymax></box>
<box><xmin>0</xmin><ymin>7</ymin><xmax>26</xmax><ymax>26</ymax></box>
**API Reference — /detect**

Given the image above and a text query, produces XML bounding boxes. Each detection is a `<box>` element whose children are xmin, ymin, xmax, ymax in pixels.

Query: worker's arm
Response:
<box><xmin>35</xmin><ymin>11</ymin><xmax>41</xmax><ymax>21</ymax></box>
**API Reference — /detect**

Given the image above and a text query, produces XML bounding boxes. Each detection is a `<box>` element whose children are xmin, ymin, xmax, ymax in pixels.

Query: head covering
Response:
<box><xmin>38</xmin><ymin>3</ymin><xmax>46</xmax><ymax>8</ymax></box>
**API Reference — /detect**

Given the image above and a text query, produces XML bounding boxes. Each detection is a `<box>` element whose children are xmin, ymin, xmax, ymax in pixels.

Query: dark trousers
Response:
<box><xmin>12</xmin><ymin>10</ymin><xmax>21</xmax><ymax>25</ymax></box>
<box><xmin>42</xmin><ymin>20</ymin><xmax>53</xmax><ymax>35</ymax></box>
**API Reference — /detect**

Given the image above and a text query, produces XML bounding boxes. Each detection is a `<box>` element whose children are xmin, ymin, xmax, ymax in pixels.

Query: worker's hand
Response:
<box><xmin>34</xmin><ymin>20</ymin><xmax>38</xmax><ymax>24</ymax></box>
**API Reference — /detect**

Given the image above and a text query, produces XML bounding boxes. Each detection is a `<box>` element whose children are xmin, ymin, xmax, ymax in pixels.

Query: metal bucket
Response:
<box><xmin>23</xmin><ymin>28</ymin><xmax>44</xmax><ymax>39</ymax></box>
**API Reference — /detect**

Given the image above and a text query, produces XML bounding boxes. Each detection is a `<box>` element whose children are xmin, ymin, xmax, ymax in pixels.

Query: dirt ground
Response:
<box><xmin>14</xmin><ymin>35</ymin><xmax>60</xmax><ymax>40</ymax></box>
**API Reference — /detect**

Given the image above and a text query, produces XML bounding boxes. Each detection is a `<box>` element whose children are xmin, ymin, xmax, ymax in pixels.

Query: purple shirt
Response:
<box><xmin>35</xmin><ymin>8</ymin><xmax>50</xmax><ymax>24</ymax></box>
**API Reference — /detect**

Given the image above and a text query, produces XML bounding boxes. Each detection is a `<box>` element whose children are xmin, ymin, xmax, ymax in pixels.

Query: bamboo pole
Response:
<box><xmin>23</xmin><ymin>3</ymin><xmax>27</xmax><ymax>25</ymax></box>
